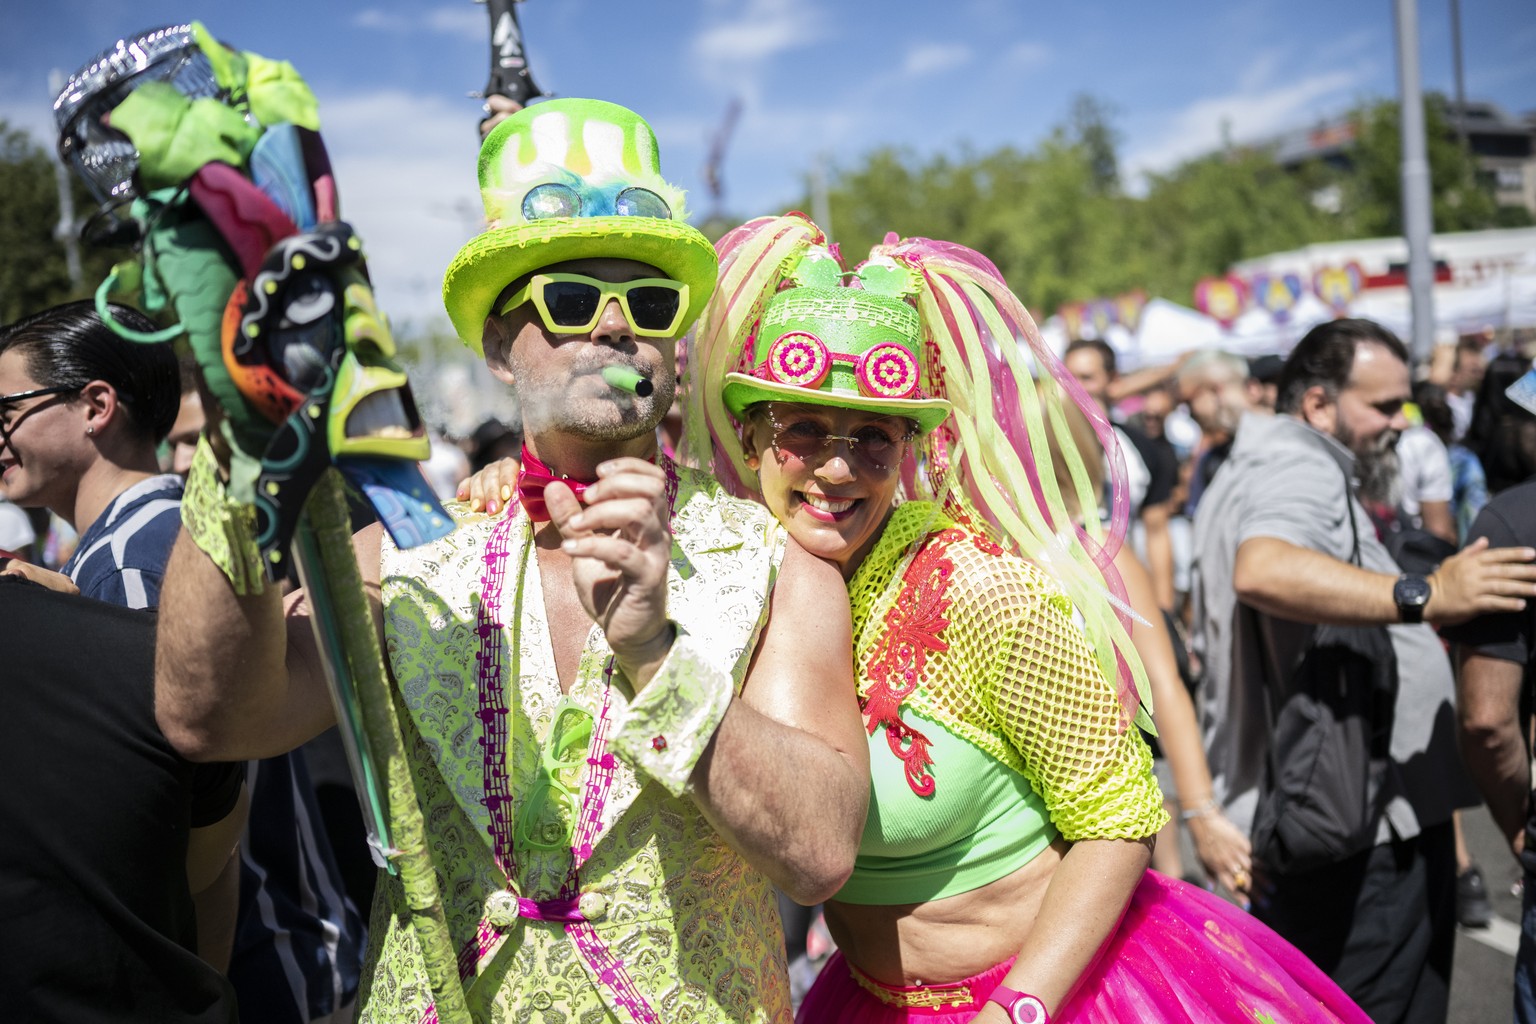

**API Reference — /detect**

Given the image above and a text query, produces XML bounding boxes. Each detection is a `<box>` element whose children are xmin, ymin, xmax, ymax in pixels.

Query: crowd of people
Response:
<box><xmin>5</xmin><ymin>24</ymin><xmax>1536</xmax><ymax>1024</ymax></box>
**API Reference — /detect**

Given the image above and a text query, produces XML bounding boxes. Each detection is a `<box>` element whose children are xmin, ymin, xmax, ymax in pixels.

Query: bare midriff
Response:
<box><xmin>822</xmin><ymin>837</ymin><xmax>1069</xmax><ymax>985</ymax></box>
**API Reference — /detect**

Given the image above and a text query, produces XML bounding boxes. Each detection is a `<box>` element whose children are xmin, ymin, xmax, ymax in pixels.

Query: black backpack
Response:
<box><xmin>1249</xmin><ymin>467</ymin><xmax>1404</xmax><ymax>874</ymax></box>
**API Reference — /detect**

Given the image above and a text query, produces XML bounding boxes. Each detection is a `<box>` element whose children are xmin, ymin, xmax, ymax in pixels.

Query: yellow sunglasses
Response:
<box><xmin>497</xmin><ymin>273</ymin><xmax>689</xmax><ymax>338</ymax></box>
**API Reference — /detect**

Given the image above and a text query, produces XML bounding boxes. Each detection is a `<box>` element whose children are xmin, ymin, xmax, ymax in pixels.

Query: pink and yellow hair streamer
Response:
<box><xmin>682</xmin><ymin>214</ymin><xmax>1152</xmax><ymax>731</ymax></box>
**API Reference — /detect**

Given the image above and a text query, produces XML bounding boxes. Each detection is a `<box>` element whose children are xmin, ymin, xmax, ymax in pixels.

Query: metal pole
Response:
<box><xmin>1449</xmin><ymin>0</ymin><xmax>1468</xmax><ymax>147</ymax></box>
<box><xmin>1393</xmin><ymin>0</ymin><xmax>1437</xmax><ymax>362</ymax></box>
<box><xmin>47</xmin><ymin>70</ymin><xmax>83</xmax><ymax>293</ymax></box>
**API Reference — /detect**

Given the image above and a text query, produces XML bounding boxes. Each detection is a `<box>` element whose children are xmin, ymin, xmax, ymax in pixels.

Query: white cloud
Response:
<box><xmin>1122</xmin><ymin>68</ymin><xmax>1365</xmax><ymax>184</ymax></box>
<box><xmin>315</xmin><ymin>88</ymin><xmax>483</xmax><ymax>335</ymax></box>
<box><xmin>425</xmin><ymin>6</ymin><xmax>487</xmax><ymax>41</ymax></box>
<box><xmin>902</xmin><ymin>43</ymin><xmax>971</xmax><ymax>77</ymax></box>
<box><xmin>707</xmin><ymin>102</ymin><xmax>865</xmax><ymax>214</ymax></box>
<box><xmin>353</xmin><ymin>5</ymin><xmax>485</xmax><ymax>40</ymax></box>
<box><xmin>352</xmin><ymin>9</ymin><xmax>410</xmax><ymax>33</ymax></box>
<box><xmin>690</xmin><ymin>0</ymin><xmax>828</xmax><ymax>82</ymax></box>
<box><xmin>1237</xmin><ymin>49</ymin><xmax>1282</xmax><ymax>93</ymax></box>
<box><xmin>1003</xmin><ymin>40</ymin><xmax>1050</xmax><ymax>70</ymax></box>
<box><xmin>1310</xmin><ymin>28</ymin><xmax>1379</xmax><ymax>67</ymax></box>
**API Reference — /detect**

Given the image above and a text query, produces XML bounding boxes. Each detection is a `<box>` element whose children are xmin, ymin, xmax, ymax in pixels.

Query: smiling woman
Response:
<box><xmin>681</xmin><ymin>212</ymin><xmax>1374</xmax><ymax>1024</ymax></box>
<box><xmin>741</xmin><ymin>402</ymin><xmax>916</xmax><ymax>577</ymax></box>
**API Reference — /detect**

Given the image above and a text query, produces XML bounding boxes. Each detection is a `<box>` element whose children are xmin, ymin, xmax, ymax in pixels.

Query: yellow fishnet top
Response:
<box><xmin>847</xmin><ymin>502</ymin><xmax>1167</xmax><ymax>849</ymax></box>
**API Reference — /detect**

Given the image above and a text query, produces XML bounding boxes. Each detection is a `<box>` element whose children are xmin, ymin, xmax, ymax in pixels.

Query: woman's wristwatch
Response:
<box><xmin>987</xmin><ymin>984</ymin><xmax>1050</xmax><ymax>1023</ymax></box>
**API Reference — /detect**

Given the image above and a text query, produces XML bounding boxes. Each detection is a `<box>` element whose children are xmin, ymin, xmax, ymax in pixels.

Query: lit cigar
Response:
<box><xmin>601</xmin><ymin>365</ymin><xmax>653</xmax><ymax>397</ymax></box>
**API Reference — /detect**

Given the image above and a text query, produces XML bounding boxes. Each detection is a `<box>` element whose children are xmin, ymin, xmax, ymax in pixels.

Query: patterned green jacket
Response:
<box><xmin>364</xmin><ymin>459</ymin><xmax>792</xmax><ymax>1023</ymax></box>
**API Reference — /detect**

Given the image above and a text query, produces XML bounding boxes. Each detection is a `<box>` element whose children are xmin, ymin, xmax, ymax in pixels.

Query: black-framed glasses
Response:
<box><xmin>765</xmin><ymin>407</ymin><xmax>914</xmax><ymax>471</ymax></box>
<box><xmin>0</xmin><ymin>385</ymin><xmax>81</xmax><ymax>438</ymax></box>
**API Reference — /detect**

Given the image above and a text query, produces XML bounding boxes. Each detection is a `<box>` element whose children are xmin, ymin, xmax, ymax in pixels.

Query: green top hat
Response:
<box><xmin>722</xmin><ymin>284</ymin><xmax>951</xmax><ymax>433</ymax></box>
<box><xmin>442</xmin><ymin>98</ymin><xmax>718</xmax><ymax>355</ymax></box>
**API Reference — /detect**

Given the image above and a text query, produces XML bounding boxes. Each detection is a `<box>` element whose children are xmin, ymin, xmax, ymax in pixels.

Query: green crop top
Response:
<box><xmin>836</xmin><ymin>707</ymin><xmax>1056</xmax><ymax>904</ymax></box>
<box><xmin>833</xmin><ymin>504</ymin><xmax>1169</xmax><ymax>908</ymax></box>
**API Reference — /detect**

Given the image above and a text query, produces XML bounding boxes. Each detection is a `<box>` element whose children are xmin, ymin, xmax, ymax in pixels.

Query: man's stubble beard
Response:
<box><xmin>509</xmin><ymin>360</ymin><xmax>678</xmax><ymax>444</ymax></box>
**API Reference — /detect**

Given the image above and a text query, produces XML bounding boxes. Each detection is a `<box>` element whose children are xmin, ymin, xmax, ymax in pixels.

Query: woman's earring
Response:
<box><xmin>86</xmin><ymin>426</ymin><xmax>95</xmax><ymax>436</ymax></box>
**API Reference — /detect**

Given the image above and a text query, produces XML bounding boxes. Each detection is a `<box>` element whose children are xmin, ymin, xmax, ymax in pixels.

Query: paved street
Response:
<box><xmin>1451</xmin><ymin>803</ymin><xmax>1520</xmax><ymax>1024</ymax></box>
<box><xmin>1165</xmin><ymin>801</ymin><xmax>1520</xmax><ymax>1021</ymax></box>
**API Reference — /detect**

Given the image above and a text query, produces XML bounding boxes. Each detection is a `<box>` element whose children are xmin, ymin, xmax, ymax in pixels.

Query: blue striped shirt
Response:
<box><xmin>63</xmin><ymin>474</ymin><xmax>184</xmax><ymax>606</ymax></box>
<box><xmin>230</xmin><ymin>755</ymin><xmax>365</xmax><ymax>1023</ymax></box>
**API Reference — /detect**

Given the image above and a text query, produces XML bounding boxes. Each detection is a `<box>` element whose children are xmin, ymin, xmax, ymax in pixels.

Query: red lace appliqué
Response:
<box><xmin>861</xmin><ymin>529</ymin><xmax>961</xmax><ymax>797</ymax></box>
<box><xmin>972</xmin><ymin>534</ymin><xmax>1004</xmax><ymax>557</ymax></box>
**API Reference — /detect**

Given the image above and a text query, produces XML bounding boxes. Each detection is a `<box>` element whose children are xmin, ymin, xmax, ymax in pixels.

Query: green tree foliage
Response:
<box><xmin>1333</xmin><ymin>93</ymin><xmax>1503</xmax><ymax>237</ymax></box>
<box><xmin>810</xmin><ymin>97</ymin><xmax>1147</xmax><ymax>314</ymax></box>
<box><xmin>0</xmin><ymin>122</ymin><xmax>75</xmax><ymax>324</ymax></box>
<box><xmin>0</xmin><ymin>121</ymin><xmax>120</xmax><ymax>324</ymax></box>
<box><xmin>797</xmin><ymin>94</ymin><xmax>1524</xmax><ymax>316</ymax></box>
<box><xmin>1067</xmin><ymin>94</ymin><xmax>1122</xmax><ymax>195</ymax></box>
<box><xmin>1136</xmin><ymin>147</ymin><xmax>1342</xmax><ymax>300</ymax></box>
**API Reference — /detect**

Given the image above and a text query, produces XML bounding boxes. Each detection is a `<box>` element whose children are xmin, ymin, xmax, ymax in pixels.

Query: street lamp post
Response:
<box><xmin>1393</xmin><ymin>0</ymin><xmax>1437</xmax><ymax>362</ymax></box>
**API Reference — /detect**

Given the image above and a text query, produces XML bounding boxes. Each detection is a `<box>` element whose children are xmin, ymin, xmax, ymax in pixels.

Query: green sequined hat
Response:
<box><xmin>442</xmin><ymin>98</ymin><xmax>718</xmax><ymax>355</ymax></box>
<box><xmin>721</xmin><ymin>253</ymin><xmax>951</xmax><ymax>432</ymax></box>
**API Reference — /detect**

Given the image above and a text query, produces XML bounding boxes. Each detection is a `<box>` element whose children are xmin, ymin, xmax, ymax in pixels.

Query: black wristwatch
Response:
<box><xmin>1393</xmin><ymin>573</ymin><xmax>1432</xmax><ymax>624</ymax></box>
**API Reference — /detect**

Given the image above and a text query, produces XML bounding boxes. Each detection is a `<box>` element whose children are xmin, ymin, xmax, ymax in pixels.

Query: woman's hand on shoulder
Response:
<box><xmin>456</xmin><ymin>456</ymin><xmax>521</xmax><ymax>515</ymax></box>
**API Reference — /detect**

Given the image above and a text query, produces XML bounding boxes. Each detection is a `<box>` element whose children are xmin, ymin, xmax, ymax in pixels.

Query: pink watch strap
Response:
<box><xmin>987</xmin><ymin>984</ymin><xmax>1050</xmax><ymax>1024</ymax></box>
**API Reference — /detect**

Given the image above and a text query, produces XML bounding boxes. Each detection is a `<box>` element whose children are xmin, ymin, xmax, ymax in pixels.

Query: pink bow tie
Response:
<box><xmin>515</xmin><ymin>447</ymin><xmax>596</xmax><ymax>523</ymax></box>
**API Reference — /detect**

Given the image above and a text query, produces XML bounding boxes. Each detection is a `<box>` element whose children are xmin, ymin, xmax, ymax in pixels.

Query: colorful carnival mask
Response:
<box><xmin>58</xmin><ymin>34</ymin><xmax>478</xmax><ymax>1011</ymax></box>
<box><xmin>53</xmin><ymin>24</ymin><xmax>224</xmax><ymax>207</ymax></box>
<box><xmin>55</xmin><ymin>22</ymin><xmax>450</xmax><ymax>579</ymax></box>
<box><xmin>221</xmin><ymin>223</ymin><xmax>442</xmax><ymax>571</ymax></box>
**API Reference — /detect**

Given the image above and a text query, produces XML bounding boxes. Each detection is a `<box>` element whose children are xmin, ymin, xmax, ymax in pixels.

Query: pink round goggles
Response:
<box><xmin>754</xmin><ymin>331</ymin><xmax>922</xmax><ymax>400</ymax></box>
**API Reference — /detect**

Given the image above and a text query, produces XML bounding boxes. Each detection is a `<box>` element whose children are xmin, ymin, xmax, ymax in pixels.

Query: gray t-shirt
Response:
<box><xmin>1190</xmin><ymin>412</ymin><xmax>1474</xmax><ymax>843</ymax></box>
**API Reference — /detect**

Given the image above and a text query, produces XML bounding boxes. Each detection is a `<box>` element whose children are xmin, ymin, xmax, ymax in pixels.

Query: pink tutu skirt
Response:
<box><xmin>797</xmin><ymin>870</ymin><xmax>1371</xmax><ymax>1023</ymax></box>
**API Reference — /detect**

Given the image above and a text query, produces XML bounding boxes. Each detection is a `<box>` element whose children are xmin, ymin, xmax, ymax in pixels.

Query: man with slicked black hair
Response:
<box><xmin>0</xmin><ymin>300</ymin><xmax>182</xmax><ymax>604</ymax></box>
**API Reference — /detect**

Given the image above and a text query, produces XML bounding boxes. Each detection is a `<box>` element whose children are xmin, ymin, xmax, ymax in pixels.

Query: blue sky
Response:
<box><xmin>3</xmin><ymin>0</ymin><xmax>1533</xmax><ymax>335</ymax></box>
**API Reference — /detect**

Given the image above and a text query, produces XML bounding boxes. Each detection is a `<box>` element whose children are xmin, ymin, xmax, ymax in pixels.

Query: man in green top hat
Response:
<box><xmin>156</xmin><ymin>98</ymin><xmax>869</xmax><ymax>1021</ymax></box>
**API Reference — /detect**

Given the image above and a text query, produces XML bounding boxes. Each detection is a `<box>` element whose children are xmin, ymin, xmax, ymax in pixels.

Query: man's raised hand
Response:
<box><xmin>546</xmin><ymin>457</ymin><xmax>674</xmax><ymax>686</ymax></box>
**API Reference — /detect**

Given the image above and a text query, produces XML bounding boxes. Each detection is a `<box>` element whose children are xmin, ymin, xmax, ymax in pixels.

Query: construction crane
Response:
<box><xmin>702</xmin><ymin>97</ymin><xmax>742</xmax><ymax>224</ymax></box>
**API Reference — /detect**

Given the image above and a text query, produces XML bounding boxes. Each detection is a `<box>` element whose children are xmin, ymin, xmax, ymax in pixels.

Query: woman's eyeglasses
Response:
<box><xmin>497</xmin><ymin>274</ymin><xmax>688</xmax><ymax>338</ymax></box>
<box><xmin>764</xmin><ymin>408</ymin><xmax>913</xmax><ymax>472</ymax></box>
